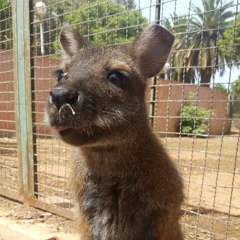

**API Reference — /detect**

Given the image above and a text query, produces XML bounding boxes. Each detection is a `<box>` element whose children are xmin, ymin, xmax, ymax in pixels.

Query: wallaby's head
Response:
<box><xmin>46</xmin><ymin>24</ymin><xmax>174</xmax><ymax>146</ymax></box>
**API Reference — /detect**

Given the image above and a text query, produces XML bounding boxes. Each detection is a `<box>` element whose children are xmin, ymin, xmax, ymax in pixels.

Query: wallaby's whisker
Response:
<box><xmin>59</xmin><ymin>103</ymin><xmax>76</xmax><ymax>115</ymax></box>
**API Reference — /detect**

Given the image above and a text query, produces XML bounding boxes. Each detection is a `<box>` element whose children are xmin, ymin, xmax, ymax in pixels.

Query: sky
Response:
<box><xmin>140</xmin><ymin>0</ymin><xmax>239</xmax><ymax>87</ymax></box>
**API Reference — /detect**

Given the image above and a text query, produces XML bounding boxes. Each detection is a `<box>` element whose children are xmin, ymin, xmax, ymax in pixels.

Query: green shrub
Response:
<box><xmin>213</xmin><ymin>83</ymin><xmax>228</xmax><ymax>93</ymax></box>
<box><xmin>178</xmin><ymin>92</ymin><xmax>213</xmax><ymax>136</ymax></box>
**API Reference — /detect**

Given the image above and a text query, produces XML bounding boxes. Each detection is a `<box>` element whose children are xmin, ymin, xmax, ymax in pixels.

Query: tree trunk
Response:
<box><xmin>200</xmin><ymin>68</ymin><xmax>212</xmax><ymax>87</ymax></box>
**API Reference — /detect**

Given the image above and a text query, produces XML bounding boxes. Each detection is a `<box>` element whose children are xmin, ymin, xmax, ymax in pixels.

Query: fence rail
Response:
<box><xmin>0</xmin><ymin>0</ymin><xmax>239</xmax><ymax>239</ymax></box>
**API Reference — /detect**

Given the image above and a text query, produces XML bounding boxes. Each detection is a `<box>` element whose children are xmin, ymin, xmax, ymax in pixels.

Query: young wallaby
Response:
<box><xmin>46</xmin><ymin>23</ymin><xmax>184</xmax><ymax>240</ymax></box>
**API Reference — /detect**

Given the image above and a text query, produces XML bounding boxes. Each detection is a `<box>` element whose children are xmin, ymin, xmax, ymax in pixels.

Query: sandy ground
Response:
<box><xmin>0</xmin><ymin>196</ymin><xmax>78</xmax><ymax>240</ymax></box>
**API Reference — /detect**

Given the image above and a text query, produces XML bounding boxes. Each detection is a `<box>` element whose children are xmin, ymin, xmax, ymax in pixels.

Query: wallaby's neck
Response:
<box><xmin>79</xmin><ymin>119</ymin><xmax>158</xmax><ymax>174</ymax></box>
<box><xmin>82</xmin><ymin>113</ymin><xmax>153</xmax><ymax>150</ymax></box>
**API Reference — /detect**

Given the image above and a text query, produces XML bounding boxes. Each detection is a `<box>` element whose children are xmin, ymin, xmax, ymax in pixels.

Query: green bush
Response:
<box><xmin>213</xmin><ymin>83</ymin><xmax>228</xmax><ymax>93</ymax></box>
<box><xmin>178</xmin><ymin>92</ymin><xmax>213</xmax><ymax>136</ymax></box>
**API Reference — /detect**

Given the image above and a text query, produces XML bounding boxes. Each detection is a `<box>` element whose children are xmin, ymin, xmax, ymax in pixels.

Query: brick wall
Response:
<box><xmin>151</xmin><ymin>79</ymin><xmax>231</xmax><ymax>136</ymax></box>
<box><xmin>0</xmin><ymin>50</ymin><xmax>60</xmax><ymax>137</ymax></box>
<box><xmin>0</xmin><ymin>50</ymin><xmax>231</xmax><ymax>138</ymax></box>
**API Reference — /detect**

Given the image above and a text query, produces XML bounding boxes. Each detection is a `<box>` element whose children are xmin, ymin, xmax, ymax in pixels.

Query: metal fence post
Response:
<box><xmin>155</xmin><ymin>0</ymin><xmax>161</xmax><ymax>25</ymax></box>
<box><xmin>12</xmin><ymin>0</ymin><xmax>37</xmax><ymax>202</ymax></box>
<box><xmin>149</xmin><ymin>0</ymin><xmax>162</xmax><ymax>127</ymax></box>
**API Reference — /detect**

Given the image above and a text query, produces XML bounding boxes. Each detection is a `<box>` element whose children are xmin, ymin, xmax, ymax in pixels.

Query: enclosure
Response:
<box><xmin>0</xmin><ymin>0</ymin><xmax>239</xmax><ymax>239</ymax></box>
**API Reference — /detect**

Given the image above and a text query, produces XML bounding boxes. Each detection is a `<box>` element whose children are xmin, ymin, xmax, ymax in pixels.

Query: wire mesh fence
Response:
<box><xmin>0</xmin><ymin>0</ymin><xmax>239</xmax><ymax>239</ymax></box>
<box><xmin>0</xmin><ymin>1</ymin><xmax>19</xmax><ymax>196</ymax></box>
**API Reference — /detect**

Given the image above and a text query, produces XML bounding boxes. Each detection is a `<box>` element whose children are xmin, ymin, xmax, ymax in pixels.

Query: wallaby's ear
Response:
<box><xmin>130</xmin><ymin>24</ymin><xmax>174</xmax><ymax>78</ymax></box>
<box><xmin>60</xmin><ymin>23</ymin><xmax>88</xmax><ymax>62</ymax></box>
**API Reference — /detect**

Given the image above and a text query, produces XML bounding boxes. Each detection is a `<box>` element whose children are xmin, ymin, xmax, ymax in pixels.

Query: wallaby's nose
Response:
<box><xmin>49</xmin><ymin>86</ymin><xmax>79</xmax><ymax>110</ymax></box>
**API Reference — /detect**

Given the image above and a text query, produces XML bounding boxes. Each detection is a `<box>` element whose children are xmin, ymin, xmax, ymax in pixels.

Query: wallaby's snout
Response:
<box><xmin>49</xmin><ymin>85</ymin><xmax>79</xmax><ymax>111</ymax></box>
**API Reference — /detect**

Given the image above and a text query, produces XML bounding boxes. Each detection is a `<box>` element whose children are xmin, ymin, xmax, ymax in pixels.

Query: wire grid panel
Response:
<box><xmin>0</xmin><ymin>0</ymin><xmax>239</xmax><ymax>239</ymax></box>
<box><xmin>31</xmin><ymin>1</ymin><xmax>73</xmax><ymax>211</ymax></box>
<box><xmin>0</xmin><ymin>2</ymin><xmax>19</xmax><ymax>194</ymax></box>
<box><xmin>152</xmin><ymin>0</ymin><xmax>240</xmax><ymax>239</ymax></box>
<box><xmin>30</xmin><ymin>0</ymin><xmax>155</xmax><ymax>214</ymax></box>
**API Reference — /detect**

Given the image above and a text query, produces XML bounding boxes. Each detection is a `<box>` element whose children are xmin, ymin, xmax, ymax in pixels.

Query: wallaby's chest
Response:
<box><xmin>79</xmin><ymin>173</ymin><xmax>157</xmax><ymax>240</ymax></box>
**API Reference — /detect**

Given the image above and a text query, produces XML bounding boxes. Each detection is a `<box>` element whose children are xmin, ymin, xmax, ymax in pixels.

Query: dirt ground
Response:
<box><xmin>0</xmin><ymin>130</ymin><xmax>240</xmax><ymax>239</ymax></box>
<box><xmin>0</xmin><ymin>196</ymin><xmax>77</xmax><ymax>240</ymax></box>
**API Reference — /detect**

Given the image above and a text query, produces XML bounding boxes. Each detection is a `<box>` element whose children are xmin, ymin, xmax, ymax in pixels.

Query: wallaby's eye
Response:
<box><xmin>107</xmin><ymin>71</ymin><xmax>127</xmax><ymax>88</ymax></box>
<box><xmin>54</xmin><ymin>69</ymin><xmax>68</xmax><ymax>82</ymax></box>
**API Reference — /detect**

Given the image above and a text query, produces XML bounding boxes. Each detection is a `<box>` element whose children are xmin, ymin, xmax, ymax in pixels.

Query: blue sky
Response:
<box><xmin>140</xmin><ymin>0</ymin><xmax>239</xmax><ymax>87</ymax></box>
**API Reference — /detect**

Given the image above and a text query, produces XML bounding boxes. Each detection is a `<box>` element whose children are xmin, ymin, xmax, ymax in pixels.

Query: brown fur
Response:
<box><xmin>46</xmin><ymin>23</ymin><xmax>184</xmax><ymax>240</ymax></box>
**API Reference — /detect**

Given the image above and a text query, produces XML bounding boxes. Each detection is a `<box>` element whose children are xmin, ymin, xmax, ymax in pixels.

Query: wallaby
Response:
<box><xmin>46</xmin><ymin>23</ymin><xmax>184</xmax><ymax>240</ymax></box>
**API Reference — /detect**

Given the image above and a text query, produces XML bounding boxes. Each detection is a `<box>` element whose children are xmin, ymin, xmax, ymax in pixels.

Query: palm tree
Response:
<box><xmin>163</xmin><ymin>15</ymin><xmax>194</xmax><ymax>83</ymax></box>
<box><xmin>174</xmin><ymin>0</ymin><xmax>234</xmax><ymax>87</ymax></box>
